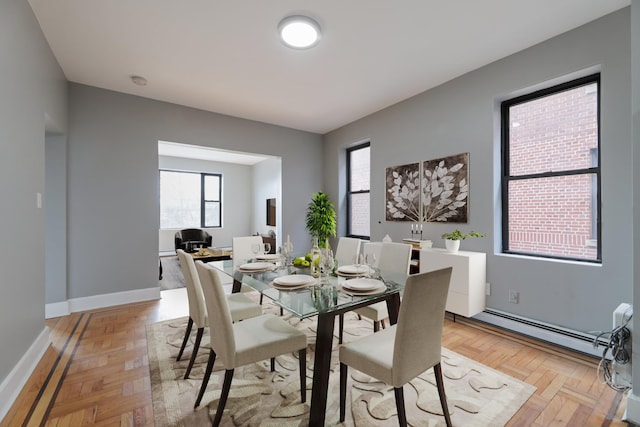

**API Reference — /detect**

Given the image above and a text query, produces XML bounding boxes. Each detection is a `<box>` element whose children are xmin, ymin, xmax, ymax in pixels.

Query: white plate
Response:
<box><xmin>343</xmin><ymin>278</ymin><xmax>384</xmax><ymax>291</ymax></box>
<box><xmin>256</xmin><ymin>254</ymin><xmax>282</xmax><ymax>261</ymax></box>
<box><xmin>239</xmin><ymin>262</ymin><xmax>275</xmax><ymax>271</ymax></box>
<box><xmin>337</xmin><ymin>264</ymin><xmax>370</xmax><ymax>275</ymax></box>
<box><xmin>273</xmin><ymin>274</ymin><xmax>315</xmax><ymax>287</ymax></box>
<box><xmin>339</xmin><ymin>284</ymin><xmax>386</xmax><ymax>296</ymax></box>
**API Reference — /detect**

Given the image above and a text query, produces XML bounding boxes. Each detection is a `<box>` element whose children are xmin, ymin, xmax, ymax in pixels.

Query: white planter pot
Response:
<box><xmin>445</xmin><ymin>239</ymin><xmax>460</xmax><ymax>253</ymax></box>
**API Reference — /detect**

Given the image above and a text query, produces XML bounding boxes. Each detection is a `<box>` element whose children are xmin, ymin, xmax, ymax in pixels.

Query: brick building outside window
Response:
<box><xmin>501</xmin><ymin>74</ymin><xmax>600</xmax><ymax>262</ymax></box>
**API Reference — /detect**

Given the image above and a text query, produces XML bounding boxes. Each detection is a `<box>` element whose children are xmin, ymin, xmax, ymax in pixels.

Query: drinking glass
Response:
<box><xmin>262</xmin><ymin>243</ymin><xmax>271</xmax><ymax>255</ymax></box>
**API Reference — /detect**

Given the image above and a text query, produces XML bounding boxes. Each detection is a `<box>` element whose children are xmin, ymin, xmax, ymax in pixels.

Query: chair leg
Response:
<box><xmin>338</xmin><ymin>313</ymin><xmax>344</xmax><ymax>344</ymax></box>
<box><xmin>394</xmin><ymin>386</ymin><xmax>407</xmax><ymax>427</ymax></box>
<box><xmin>434</xmin><ymin>363</ymin><xmax>453</xmax><ymax>427</ymax></box>
<box><xmin>184</xmin><ymin>327</ymin><xmax>204</xmax><ymax>379</ymax></box>
<box><xmin>339</xmin><ymin>363</ymin><xmax>348</xmax><ymax>422</ymax></box>
<box><xmin>176</xmin><ymin>317</ymin><xmax>193</xmax><ymax>361</ymax></box>
<box><xmin>260</xmin><ymin>294</ymin><xmax>264</xmax><ymax>305</ymax></box>
<box><xmin>299</xmin><ymin>349</ymin><xmax>307</xmax><ymax>403</ymax></box>
<box><xmin>381</xmin><ymin>319</ymin><xmax>386</xmax><ymax>329</ymax></box>
<box><xmin>213</xmin><ymin>369</ymin><xmax>235</xmax><ymax>427</ymax></box>
<box><xmin>194</xmin><ymin>348</ymin><xmax>216</xmax><ymax>408</ymax></box>
<box><xmin>373</xmin><ymin>321</ymin><xmax>380</xmax><ymax>332</ymax></box>
<box><xmin>270</xmin><ymin>357</ymin><xmax>275</xmax><ymax>372</ymax></box>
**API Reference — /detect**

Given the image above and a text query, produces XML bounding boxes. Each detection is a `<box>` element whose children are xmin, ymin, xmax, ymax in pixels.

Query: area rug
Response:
<box><xmin>147</xmin><ymin>303</ymin><xmax>535</xmax><ymax>426</ymax></box>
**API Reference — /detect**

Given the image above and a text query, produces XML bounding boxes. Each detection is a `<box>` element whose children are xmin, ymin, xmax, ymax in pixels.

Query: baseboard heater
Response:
<box><xmin>473</xmin><ymin>309</ymin><xmax>608</xmax><ymax>358</ymax></box>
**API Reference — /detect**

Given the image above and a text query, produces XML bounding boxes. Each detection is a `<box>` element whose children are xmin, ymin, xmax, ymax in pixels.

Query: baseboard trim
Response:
<box><xmin>0</xmin><ymin>327</ymin><xmax>50</xmax><ymax>422</ymax></box>
<box><xmin>45</xmin><ymin>301</ymin><xmax>70</xmax><ymax>319</ymax></box>
<box><xmin>623</xmin><ymin>390</ymin><xmax>640</xmax><ymax>423</ymax></box>
<box><xmin>68</xmin><ymin>287</ymin><xmax>161</xmax><ymax>313</ymax></box>
<box><xmin>473</xmin><ymin>309</ymin><xmax>604</xmax><ymax>358</ymax></box>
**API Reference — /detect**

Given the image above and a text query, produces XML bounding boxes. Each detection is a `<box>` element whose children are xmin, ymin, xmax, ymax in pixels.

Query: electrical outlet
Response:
<box><xmin>485</xmin><ymin>282</ymin><xmax>491</xmax><ymax>296</ymax></box>
<box><xmin>508</xmin><ymin>290</ymin><xmax>519</xmax><ymax>304</ymax></box>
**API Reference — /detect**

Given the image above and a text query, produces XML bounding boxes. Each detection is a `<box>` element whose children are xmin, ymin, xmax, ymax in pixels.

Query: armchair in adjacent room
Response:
<box><xmin>175</xmin><ymin>228</ymin><xmax>212</xmax><ymax>252</ymax></box>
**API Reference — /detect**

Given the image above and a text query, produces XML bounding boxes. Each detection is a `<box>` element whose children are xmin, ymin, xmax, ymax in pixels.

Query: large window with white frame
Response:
<box><xmin>347</xmin><ymin>142</ymin><xmax>370</xmax><ymax>239</ymax></box>
<box><xmin>501</xmin><ymin>73</ymin><xmax>601</xmax><ymax>262</ymax></box>
<box><xmin>160</xmin><ymin>170</ymin><xmax>222</xmax><ymax>229</ymax></box>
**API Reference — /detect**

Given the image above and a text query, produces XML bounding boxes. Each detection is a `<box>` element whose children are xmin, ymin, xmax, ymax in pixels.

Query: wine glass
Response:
<box><xmin>353</xmin><ymin>253</ymin><xmax>364</xmax><ymax>268</ymax></box>
<box><xmin>282</xmin><ymin>241</ymin><xmax>293</xmax><ymax>267</ymax></box>
<box><xmin>365</xmin><ymin>252</ymin><xmax>377</xmax><ymax>278</ymax></box>
<box><xmin>321</xmin><ymin>249</ymin><xmax>334</xmax><ymax>284</ymax></box>
<box><xmin>251</xmin><ymin>243</ymin><xmax>261</xmax><ymax>260</ymax></box>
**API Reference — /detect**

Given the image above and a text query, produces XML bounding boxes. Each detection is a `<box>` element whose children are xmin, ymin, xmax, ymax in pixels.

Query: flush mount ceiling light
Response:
<box><xmin>278</xmin><ymin>15</ymin><xmax>321</xmax><ymax>49</ymax></box>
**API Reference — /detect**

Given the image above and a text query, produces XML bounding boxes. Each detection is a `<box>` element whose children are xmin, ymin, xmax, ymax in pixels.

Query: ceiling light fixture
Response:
<box><xmin>278</xmin><ymin>15</ymin><xmax>321</xmax><ymax>49</ymax></box>
<box><xmin>130</xmin><ymin>75</ymin><xmax>148</xmax><ymax>86</ymax></box>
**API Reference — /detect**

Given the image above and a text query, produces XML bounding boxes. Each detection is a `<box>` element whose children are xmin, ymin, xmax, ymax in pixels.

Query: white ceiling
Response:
<box><xmin>29</xmin><ymin>0</ymin><xmax>629</xmax><ymax>135</ymax></box>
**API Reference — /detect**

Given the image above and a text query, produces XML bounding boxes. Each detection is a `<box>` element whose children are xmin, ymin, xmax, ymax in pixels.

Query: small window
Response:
<box><xmin>160</xmin><ymin>170</ymin><xmax>222</xmax><ymax>229</ymax></box>
<box><xmin>501</xmin><ymin>74</ymin><xmax>601</xmax><ymax>262</ymax></box>
<box><xmin>347</xmin><ymin>142</ymin><xmax>370</xmax><ymax>239</ymax></box>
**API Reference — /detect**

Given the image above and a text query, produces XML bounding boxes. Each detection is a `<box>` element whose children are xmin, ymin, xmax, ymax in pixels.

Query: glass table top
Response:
<box><xmin>207</xmin><ymin>259</ymin><xmax>408</xmax><ymax>319</ymax></box>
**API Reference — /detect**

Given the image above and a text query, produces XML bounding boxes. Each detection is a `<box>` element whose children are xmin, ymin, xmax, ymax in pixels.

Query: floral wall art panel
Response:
<box><xmin>385</xmin><ymin>162</ymin><xmax>420</xmax><ymax>222</ymax></box>
<box><xmin>422</xmin><ymin>152</ymin><xmax>469</xmax><ymax>223</ymax></box>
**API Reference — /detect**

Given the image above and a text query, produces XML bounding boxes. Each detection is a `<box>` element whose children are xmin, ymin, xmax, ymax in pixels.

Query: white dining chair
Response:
<box><xmin>194</xmin><ymin>261</ymin><xmax>308</xmax><ymax>426</ymax></box>
<box><xmin>353</xmin><ymin>242</ymin><xmax>413</xmax><ymax>331</ymax></box>
<box><xmin>334</xmin><ymin>237</ymin><xmax>362</xmax><ymax>268</ymax></box>
<box><xmin>231</xmin><ymin>235</ymin><xmax>265</xmax><ymax>295</ymax></box>
<box><xmin>175</xmin><ymin>249</ymin><xmax>262</xmax><ymax>379</ymax></box>
<box><xmin>339</xmin><ymin>267</ymin><xmax>454</xmax><ymax>427</ymax></box>
<box><xmin>232</xmin><ymin>235</ymin><xmax>264</xmax><ymax>264</ymax></box>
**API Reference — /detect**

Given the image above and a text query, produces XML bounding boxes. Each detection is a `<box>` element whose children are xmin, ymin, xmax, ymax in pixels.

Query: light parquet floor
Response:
<box><xmin>1</xmin><ymin>288</ymin><xmax>631</xmax><ymax>426</ymax></box>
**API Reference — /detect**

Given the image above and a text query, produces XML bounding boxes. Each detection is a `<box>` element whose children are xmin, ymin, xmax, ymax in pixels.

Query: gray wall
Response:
<box><xmin>324</xmin><ymin>8</ymin><xmax>632</xmax><ymax>334</ymax></box>
<box><xmin>67</xmin><ymin>84</ymin><xmax>322</xmax><ymax>299</ymax></box>
<box><xmin>0</xmin><ymin>0</ymin><xmax>68</xmax><ymax>383</ymax></box>
<box><xmin>45</xmin><ymin>134</ymin><xmax>67</xmax><ymax>303</ymax></box>
<box><xmin>252</xmin><ymin>157</ymin><xmax>282</xmax><ymax>243</ymax></box>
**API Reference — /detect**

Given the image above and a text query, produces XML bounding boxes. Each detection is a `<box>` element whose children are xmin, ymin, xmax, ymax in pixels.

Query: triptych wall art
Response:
<box><xmin>385</xmin><ymin>152</ymin><xmax>469</xmax><ymax>223</ymax></box>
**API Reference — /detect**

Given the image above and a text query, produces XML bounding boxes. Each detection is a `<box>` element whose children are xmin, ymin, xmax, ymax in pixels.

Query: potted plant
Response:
<box><xmin>305</xmin><ymin>192</ymin><xmax>336</xmax><ymax>248</ymax></box>
<box><xmin>441</xmin><ymin>229</ymin><xmax>485</xmax><ymax>253</ymax></box>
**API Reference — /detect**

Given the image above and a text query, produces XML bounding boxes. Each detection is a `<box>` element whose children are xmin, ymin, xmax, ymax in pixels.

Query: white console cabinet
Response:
<box><xmin>419</xmin><ymin>248</ymin><xmax>486</xmax><ymax>317</ymax></box>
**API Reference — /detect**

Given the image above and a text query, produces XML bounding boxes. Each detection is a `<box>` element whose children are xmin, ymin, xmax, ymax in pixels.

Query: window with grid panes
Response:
<box><xmin>501</xmin><ymin>74</ymin><xmax>600</xmax><ymax>262</ymax></box>
<box><xmin>160</xmin><ymin>170</ymin><xmax>222</xmax><ymax>229</ymax></box>
<box><xmin>347</xmin><ymin>142</ymin><xmax>370</xmax><ymax>238</ymax></box>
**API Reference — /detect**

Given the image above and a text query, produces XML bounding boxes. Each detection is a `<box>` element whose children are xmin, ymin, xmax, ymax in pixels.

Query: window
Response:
<box><xmin>501</xmin><ymin>74</ymin><xmax>600</xmax><ymax>262</ymax></box>
<box><xmin>347</xmin><ymin>142</ymin><xmax>370</xmax><ymax>238</ymax></box>
<box><xmin>160</xmin><ymin>170</ymin><xmax>222</xmax><ymax>229</ymax></box>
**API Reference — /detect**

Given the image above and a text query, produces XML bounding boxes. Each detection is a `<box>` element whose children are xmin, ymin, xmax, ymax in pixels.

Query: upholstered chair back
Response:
<box><xmin>195</xmin><ymin>261</ymin><xmax>236</xmax><ymax>366</ymax></box>
<box><xmin>176</xmin><ymin>249</ymin><xmax>207</xmax><ymax>328</ymax></box>
<box><xmin>378</xmin><ymin>242</ymin><xmax>412</xmax><ymax>274</ymax></box>
<box><xmin>391</xmin><ymin>267</ymin><xmax>452</xmax><ymax>386</ymax></box>
<box><xmin>232</xmin><ymin>235</ymin><xmax>264</xmax><ymax>265</ymax></box>
<box><xmin>334</xmin><ymin>237</ymin><xmax>362</xmax><ymax>267</ymax></box>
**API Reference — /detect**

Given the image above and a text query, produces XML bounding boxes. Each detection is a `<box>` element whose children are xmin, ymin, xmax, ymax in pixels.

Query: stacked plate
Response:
<box><xmin>272</xmin><ymin>274</ymin><xmax>315</xmax><ymax>290</ymax></box>
<box><xmin>340</xmin><ymin>278</ymin><xmax>386</xmax><ymax>295</ymax></box>
<box><xmin>336</xmin><ymin>264</ymin><xmax>372</xmax><ymax>277</ymax></box>
<box><xmin>238</xmin><ymin>262</ymin><xmax>276</xmax><ymax>273</ymax></box>
<box><xmin>255</xmin><ymin>254</ymin><xmax>282</xmax><ymax>262</ymax></box>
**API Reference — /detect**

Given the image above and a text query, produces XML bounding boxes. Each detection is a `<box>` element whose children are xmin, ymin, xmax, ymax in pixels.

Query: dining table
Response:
<box><xmin>207</xmin><ymin>258</ymin><xmax>408</xmax><ymax>427</ymax></box>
